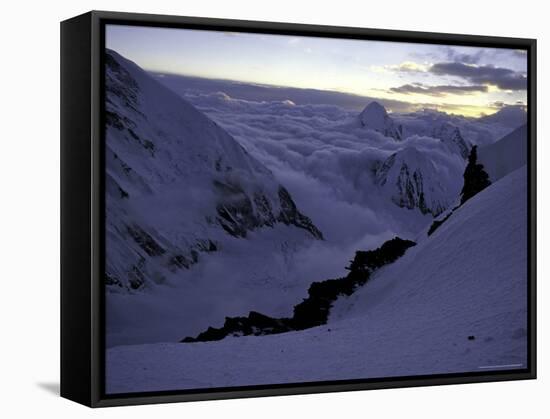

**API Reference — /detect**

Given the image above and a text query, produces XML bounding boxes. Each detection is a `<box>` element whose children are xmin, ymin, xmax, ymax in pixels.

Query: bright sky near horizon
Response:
<box><xmin>106</xmin><ymin>24</ymin><xmax>527</xmax><ymax>117</ymax></box>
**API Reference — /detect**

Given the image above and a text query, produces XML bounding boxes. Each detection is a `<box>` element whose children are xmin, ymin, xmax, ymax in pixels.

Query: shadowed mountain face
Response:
<box><xmin>105</xmin><ymin>50</ymin><xmax>322</xmax><ymax>291</ymax></box>
<box><xmin>375</xmin><ymin>146</ymin><xmax>463</xmax><ymax>216</ymax></box>
<box><xmin>359</xmin><ymin>101</ymin><xmax>403</xmax><ymax>141</ymax></box>
<box><xmin>432</xmin><ymin>122</ymin><xmax>470</xmax><ymax>159</ymax></box>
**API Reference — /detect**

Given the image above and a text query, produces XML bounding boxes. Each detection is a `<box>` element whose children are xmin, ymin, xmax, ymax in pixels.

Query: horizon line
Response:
<box><xmin>148</xmin><ymin>68</ymin><xmax>529</xmax><ymax>119</ymax></box>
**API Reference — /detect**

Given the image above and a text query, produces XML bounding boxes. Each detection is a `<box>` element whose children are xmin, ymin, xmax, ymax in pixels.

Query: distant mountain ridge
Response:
<box><xmin>479</xmin><ymin>105</ymin><xmax>527</xmax><ymax>128</ymax></box>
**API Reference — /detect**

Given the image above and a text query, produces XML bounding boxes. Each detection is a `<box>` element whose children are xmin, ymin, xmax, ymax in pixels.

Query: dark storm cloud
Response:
<box><xmin>430</xmin><ymin>62</ymin><xmax>527</xmax><ymax>91</ymax></box>
<box><xmin>389</xmin><ymin>83</ymin><xmax>488</xmax><ymax>97</ymax></box>
<box><xmin>443</xmin><ymin>47</ymin><xmax>484</xmax><ymax>64</ymax></box>
<box><xmin>409</xmin><ymin>46</ymin><xmax>484</xmax><ymax>65</ymax></box>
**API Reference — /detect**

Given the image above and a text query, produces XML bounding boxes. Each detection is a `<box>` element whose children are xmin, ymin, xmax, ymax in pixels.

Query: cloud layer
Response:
<box><xmin>390</xmin><ymin>83</ymin><xmax>489</xmax><ymax>97</ymax></box>
<box><xmin>159</xmin><ymin>87</ymin><xmax>514</xmax><ymax>249</ymax></box>
<box><xmin>430</xmin><ymin>62</ymin><xmax>527</xmax><ymax>91</ymax></box>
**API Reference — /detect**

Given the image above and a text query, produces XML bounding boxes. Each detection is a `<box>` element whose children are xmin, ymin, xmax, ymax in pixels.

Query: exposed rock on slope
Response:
<box><xmin>432</xmin><ymin>122</ymin><xmax>470</xmax><ymax>159</ymax></box>
<box><xmin>430</xmin><ymin>124</ymin><xmax>526</xmax><ymax>233</ymax></box>
<box><xmin>375</xmin><ymin>147</ymin><xmax>462</xmax><ymax>216</ymax></box>
<box><xmin>181</xmin><ymin>237</ymin><xmax>415</xmax><ymax>342</ymax></box>
<box><xmin>105</xmin><ymin>49</ymin><xmax>322</xmax><ymax>291</ymax></box>
<box><xmin>106</xmin><ymin>168</ymin><xmax>527</xmax><ymax>394</ymax></box>
<box><xmin>460</xmin><ymin>145</ymin><xmax>491</xmax><ymax>205</ymax></box>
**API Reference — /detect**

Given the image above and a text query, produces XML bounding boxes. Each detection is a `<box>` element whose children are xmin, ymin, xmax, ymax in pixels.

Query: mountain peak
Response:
<box><xmin>359</xmin><ymin>102</ymin><xmax>388</xmax><ymax>125</ymax></box>
<box><xmin>362</xmin><ymin>100</ymin><xmax>387</xmax><ymax>114</ymax></box>
<box><xmin>359</xmin><ymin>101</ymin><xmax>403</xmax><ymax>141</ymax></box>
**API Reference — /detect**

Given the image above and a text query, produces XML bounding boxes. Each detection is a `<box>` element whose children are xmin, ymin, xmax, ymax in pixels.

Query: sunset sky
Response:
<box><xmin>106</xmin><ymin>24</ymin><xmax>528</xmax><ymax>117</ymax></box>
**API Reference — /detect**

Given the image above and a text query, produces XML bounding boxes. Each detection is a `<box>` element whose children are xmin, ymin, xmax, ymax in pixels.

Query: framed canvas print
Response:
<box><xmin>60</xmin><ymin>11</ymin><xmax>536</xmax><ymax>407</ymax></box>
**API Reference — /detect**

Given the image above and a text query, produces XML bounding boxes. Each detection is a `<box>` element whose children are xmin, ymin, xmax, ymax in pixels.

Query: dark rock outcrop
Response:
<box><xmin>126</xmin><ymin>225</ymin><xmax>166</xmax><ymax>257</ymax></box>
<box><xmin>277</xmin><ymin>187</ymin><xmax>323</xmax><ymax>240</ymax></box>
<box><xmin>425</xmin><ymin>146</ymin><xmax>492</xmax><ymax>238</ymax></box>
<box><xmin>460</xmin><ymin>145</ymin><xmax>491</xmax><ymax>205</ymax></box>
<box><xmin>427</xmin><ymin>212</ymin><xmax>453</xmax><ymax>236</ymax></box>
<box><xmin>181</xmin><ymin>237</ymin><xmax>416</xmax><ymax>343</ymax></box>
<box><xmin>215</xmin><ymin>181</ymin><xmax>323</xmax><ymax>240</ymax></box>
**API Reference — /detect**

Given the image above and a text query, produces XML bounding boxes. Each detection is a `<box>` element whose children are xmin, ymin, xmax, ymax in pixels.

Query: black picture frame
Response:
<box><xmin>61</xmin><ymin>10</ymin><xmax>537</xmax><ymax>407</ymax></box>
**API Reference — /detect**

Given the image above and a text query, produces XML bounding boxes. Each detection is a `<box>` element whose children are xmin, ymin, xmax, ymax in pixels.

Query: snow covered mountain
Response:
<box><xmin>432</xmin><ymin>122</ymin><xmax>471</xmax><ymax>159</ymax></box>
<box><xmin>106</xmin><ymin>165</ymin><xmax>527</xmax><ymax>394</ymax></box>
<box><xmin>358</xmin><ymin>101</ymin><xmax>403</xmax><ymax>141</ymax></box>
<box><xmin>105</xmin><ymin>50</ymin><xmax>322</xmax><ymax>291</ymax></box>
<box><xmin>479</xmin><ymin>105</ymin><xmax>527</xmax><ymax>129</ymax></box>
<box><xmin>478</xmin><ymin>124</ymin><xmax>527</xmax><ymax>182</ymax></box>
<box><xmin>395</xmin><ymin>108</ymin><xmax>511</xmax><ymax>148</ymax></box>
<box><xmin>375</xmin><ymin>146</ymin><xmax>464</xmax><ymax>216</ymax></box>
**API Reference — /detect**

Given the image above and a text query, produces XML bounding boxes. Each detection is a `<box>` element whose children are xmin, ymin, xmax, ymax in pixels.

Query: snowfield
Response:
<box><xmin>106</xmin><ymin>166</ymin><xmax>527</xmax><ymax>394</ymax></box>
<box><xmin>478</xmin><ymin>124</ymin><xmax>527</xmax><ymax>182</ymax></box>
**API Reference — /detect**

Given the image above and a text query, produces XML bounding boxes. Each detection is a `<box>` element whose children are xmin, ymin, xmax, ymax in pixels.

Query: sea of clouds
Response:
<box><xmin>182</xmin><ymin>90</ymin><xmax>476</xmax><ymax>241</ymax></box>
<box><xmin>106</xmin><ymin>75</ymin><xmax>516</xmax><ymax>346</ymax></box>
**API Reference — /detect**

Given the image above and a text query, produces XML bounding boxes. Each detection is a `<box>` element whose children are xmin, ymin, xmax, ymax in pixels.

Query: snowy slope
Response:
<box><xmin>375</xmin><ymin>144</ymin><xmax>465</xmax><ymax>216</ymax></box>
<box><xmin>106</xmin><ymin>166</ymin><xmax>527</xmax><ymax>393</ymax></box>
<box><xmin>105</xmin><ymin>49</ymin><xmax>322</xmax><ymax>291</ymax></box>
<box><xmin>478</xmin><ymin>124</ymin><xmax>527</xmax><ymax>182</ymax></box>
<box><xmin>105</xmin><ymin>50</ymin><xmax>331</xmax><ymax>347</ymax></box>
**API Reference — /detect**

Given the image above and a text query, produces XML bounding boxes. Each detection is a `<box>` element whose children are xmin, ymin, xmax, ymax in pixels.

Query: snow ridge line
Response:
<box><xmin>181</xmin><ymin>237</ymin><xmax>416</xmax><ymax>343</ymax></box>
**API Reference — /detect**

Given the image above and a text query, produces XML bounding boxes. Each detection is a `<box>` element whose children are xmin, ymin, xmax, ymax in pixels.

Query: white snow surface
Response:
<box><xmin>106</xmin><ymin>166</ymin><xmax>527</xmax><ymax>394</ymax></box>
<box><xmin>478</xmin><ymin>124</ymin><xmax>527</xmax><ymax>182</ymax></box>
